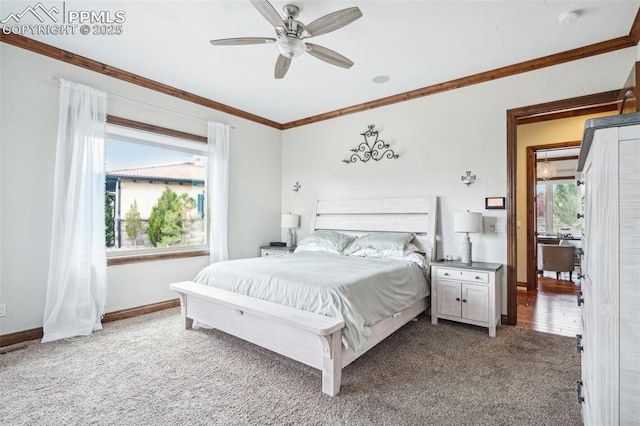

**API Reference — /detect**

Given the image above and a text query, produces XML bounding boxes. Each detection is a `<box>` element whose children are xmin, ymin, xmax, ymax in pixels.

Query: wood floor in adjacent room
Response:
<box><xmin>517</xmin><ymin>273</ymin><xmax>582</xmax><ymax>337</ymax></box>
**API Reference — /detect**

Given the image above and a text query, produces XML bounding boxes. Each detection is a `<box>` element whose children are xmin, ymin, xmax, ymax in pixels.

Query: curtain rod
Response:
<box><xmin>47</xmin><ymin>75</ymin><xmax>235</xmax><ymax>129</ymax></box>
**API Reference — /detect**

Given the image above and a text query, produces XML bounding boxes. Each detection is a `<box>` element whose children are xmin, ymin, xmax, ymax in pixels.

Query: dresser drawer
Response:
<box><xmin>436</xmin><ymin>268</ymin><xmax>489</xmax><ymax>283</ymax></box>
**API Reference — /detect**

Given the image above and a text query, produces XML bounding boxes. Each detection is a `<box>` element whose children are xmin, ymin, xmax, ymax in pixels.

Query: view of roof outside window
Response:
<box><xmin>105</xmin><ymin>138</ymin><xmax>207</xmax><ymax>253</ymax></box>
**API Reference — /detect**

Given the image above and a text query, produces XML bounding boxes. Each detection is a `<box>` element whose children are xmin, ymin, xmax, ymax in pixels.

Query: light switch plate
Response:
<box><xmin>0</xmin><ymin>304</ymin><xmax>6</xmax><ymax>317</ymax></box>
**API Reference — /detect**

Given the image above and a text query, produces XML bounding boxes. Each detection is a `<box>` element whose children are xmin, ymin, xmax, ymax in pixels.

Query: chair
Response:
<box><xmin>538</xmin><ymin>244</ymin><xmax>576</xmax><ymax>281</ymax></box>
<box><xmin>559</xmin><ymin>239</ymin><xmax>582</xmax><ymax>272</ymax></box>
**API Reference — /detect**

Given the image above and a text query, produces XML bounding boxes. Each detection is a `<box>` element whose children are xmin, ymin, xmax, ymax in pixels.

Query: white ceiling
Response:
<box><xmin>6</xmin><ymin>1</ymin><xmax>640</xmax><ymax>123</ymax></box>
<box><xmin>537</xmin><ymin>147</ymin><xmax>580</xmax><ymax>159</ymax></box>
<box><xmin>537</xmin><ymin>147</ymin><xmax>580</xmax><ymax>176</ymax></box>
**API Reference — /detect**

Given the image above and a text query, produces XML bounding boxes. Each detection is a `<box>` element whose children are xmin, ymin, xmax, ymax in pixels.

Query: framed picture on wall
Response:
<box><xmin>485</xmin><ymin>197</ymin><xmax>506</xmax><ymax>210</ymax></box>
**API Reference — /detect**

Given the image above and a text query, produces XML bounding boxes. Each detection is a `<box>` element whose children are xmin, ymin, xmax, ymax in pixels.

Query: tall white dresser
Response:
<box><xmin>576</xmin><ymin>114</ymin><xmax>640</xmax><ymax>425</ymax></box>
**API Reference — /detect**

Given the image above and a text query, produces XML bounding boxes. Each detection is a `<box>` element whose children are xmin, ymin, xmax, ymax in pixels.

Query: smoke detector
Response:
<box><xmin>558</xmin><ymin>10</ymin><xmax>579</xmax><ymax>24</ymax></box>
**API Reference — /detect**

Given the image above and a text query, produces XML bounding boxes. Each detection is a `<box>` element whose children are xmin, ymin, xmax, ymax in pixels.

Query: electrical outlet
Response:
<box><xmin>495</xmin><ymin>223</ymin><xmax>506</xmax><ymax>233</ymax></box>
<box><xmin>0</xmin><ymin>304</ymin><xmax>6</xmax><ymax>317</ymax></box>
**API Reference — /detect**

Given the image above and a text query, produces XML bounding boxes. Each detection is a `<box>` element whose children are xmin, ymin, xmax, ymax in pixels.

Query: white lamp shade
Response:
<box><xmin>281</xmin><ymin>213</ymin><xmax>299</xmax><ymax>229</ymax></box>
<box><xmin>453</xmin><ymin>212</ymin><xmax>482</xmax><ymax>233</ymax></box>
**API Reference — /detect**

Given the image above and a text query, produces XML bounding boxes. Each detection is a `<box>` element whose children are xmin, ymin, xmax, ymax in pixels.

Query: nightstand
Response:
<box><xmin>260</xmin><ymin>246</ymin><xmax>295</xmax><ymax>257</ymax></box>
<box><xmin>430</xmin><ymin>261</ymin><xmax>503</xmax><ymax>337</ymax></box>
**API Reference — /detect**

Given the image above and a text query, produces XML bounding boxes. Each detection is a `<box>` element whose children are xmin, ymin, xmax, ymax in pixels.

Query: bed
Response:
<box><xmin>170</xmin><ymin>196</ymin><xmax>438</xmax><ymax>396</ymax></box>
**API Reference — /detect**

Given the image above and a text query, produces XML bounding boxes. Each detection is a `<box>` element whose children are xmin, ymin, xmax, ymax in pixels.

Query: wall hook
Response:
<box><xmin>293</xmin><ymin>182</ymin><xmax>301</xmax><ymax>192</ymax></box>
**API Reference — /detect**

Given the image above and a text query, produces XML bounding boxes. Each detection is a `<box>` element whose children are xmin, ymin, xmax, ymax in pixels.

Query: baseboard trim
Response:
<box><xmin>0</xmin><ymin>327</ymin><xmax>44</xmax><ymax>348</ymax></box>
<box><xmin>102</xmin><ymin>299</ymin><xmax>180</xmax><ymax>323</ymax></box>
<box><xmin>0</xmin><ymin>299</ymin><xmax>180</xmax><ymax>347</ymax></box>
<box><xmin>517</xmin><ymin>281</ymin><xmax>528</xmax><ymax>288</ymax></box>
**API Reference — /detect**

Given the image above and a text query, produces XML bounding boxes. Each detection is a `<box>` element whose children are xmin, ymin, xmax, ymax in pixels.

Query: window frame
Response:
<box><xmin>536</xmin><ymin>178</ymin><xmax>580</xmax><ymax>235</ymax></box>
<box><xmin>105</xmin><ymin>116</ymin><xmax>209</xmax><ymax>265</ymax></box>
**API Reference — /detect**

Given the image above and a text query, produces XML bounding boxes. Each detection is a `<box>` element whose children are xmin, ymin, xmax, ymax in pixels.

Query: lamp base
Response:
<box><xmin>461</xmin><ymin>234</ymin><xmax>472</xmax><ymax>263</ymax></box>
<box><xmin>286</xmin><ymin>228</ymin><xmax>293</xmax><ymax>248</ymax></box>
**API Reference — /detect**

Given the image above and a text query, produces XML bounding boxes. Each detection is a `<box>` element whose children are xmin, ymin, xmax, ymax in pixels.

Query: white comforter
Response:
<box><xmin>193</xmin><ymin>252</ymin><xmax>429</xmax><ymax>351</ymax></box>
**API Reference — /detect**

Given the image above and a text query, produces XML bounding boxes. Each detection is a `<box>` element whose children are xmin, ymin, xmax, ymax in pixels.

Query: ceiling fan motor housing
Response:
<box><xmin>276</xmin><ymin>12</ymin><xmax>307</xmax><ymax>58</ymax></box>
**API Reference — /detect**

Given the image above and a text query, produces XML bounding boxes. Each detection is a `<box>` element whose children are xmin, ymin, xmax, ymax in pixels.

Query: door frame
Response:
<box><xmin>526</xmin><ymin>141</ymin><xmax>581</xmax><ymax>291</ymax></box>
<box><xmin>504</xmin><ymin>90</ymin><xmax>620</xmax><ymax>325</ymax></box>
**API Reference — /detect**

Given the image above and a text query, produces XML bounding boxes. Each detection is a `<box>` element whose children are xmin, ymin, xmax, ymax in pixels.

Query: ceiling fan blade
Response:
<box><xmin>306</xmin><ymin>43</ymin><xmax>354</xmax><ymax>69</ymax></box>
<box><xmin>275</xmin><ymin>55</ymin><xmax>292</xmax><ymax>79</ymax></box>
<box><xmin>210</xmin><ymin>37</ymin><xmax>276</xmax><ymax>46</ymax></box>
<box><xmin>303</xmin><ymin>7</ymin><xmax>362</xmax><ymax>38</ymax></box>
<box><xmin>250</xmin><ymin>0</ymin><xmax>286</xmax><ymax>29</ymax></box>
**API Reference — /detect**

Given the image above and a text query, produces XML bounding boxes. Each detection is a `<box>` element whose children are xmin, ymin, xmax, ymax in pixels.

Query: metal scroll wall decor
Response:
<box><xmin>342</xmin><ymin>125</ymin><xmax>399</xmax><ymax>164</ymax></box>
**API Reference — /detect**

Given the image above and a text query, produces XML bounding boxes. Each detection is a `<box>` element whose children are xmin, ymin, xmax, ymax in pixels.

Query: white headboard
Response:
<box><xmin>311</xmin><ymin>196</ymin><xmax>439</xmax><ymax>262</ymax></box>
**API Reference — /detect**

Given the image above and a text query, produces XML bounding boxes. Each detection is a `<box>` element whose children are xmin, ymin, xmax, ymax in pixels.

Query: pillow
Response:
<box><xmin>343</xmin><ymin>232</ymin><xmax>415</xmax><ymax>255</ymax></box>
<box><xmin>346</xmin><ymin>243</ymin><xmax>420</xmax><ymax>259</ymax></box>
<box><xmin>294</xmin><ymin>230</ymin><xmax>355</xmax><ymax>254</ymax></box>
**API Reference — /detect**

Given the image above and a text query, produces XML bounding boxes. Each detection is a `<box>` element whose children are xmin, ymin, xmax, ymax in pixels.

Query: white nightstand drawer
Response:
<box><xmin>460</xmin><ymin>271</ymin><xmax>489</xmax><ymax>283</ymax></box>
<box><xmin>262</xmin><ymin>249</ymin><xmax>287</xmax><ymax>257</ymax></box>
<box><xmin>260</xmin><ymin>246</ymin><xmax>295</xmax><ymax>257</ymax></box>
<box><xmin>436</xmin><ymin>268</ymin><xmax>458</xmax><ymax>279</ymax></box>
<box><xmin>435</xmin><ymin>268</ymin><xmax>488</xmax><ymax>284</ymax></box>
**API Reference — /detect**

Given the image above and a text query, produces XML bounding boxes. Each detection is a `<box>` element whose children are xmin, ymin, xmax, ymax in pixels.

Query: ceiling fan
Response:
<box><xmin>210</xmin><ymin>0</ymin><xmax>362</xmax><ymax>79</ymax></box>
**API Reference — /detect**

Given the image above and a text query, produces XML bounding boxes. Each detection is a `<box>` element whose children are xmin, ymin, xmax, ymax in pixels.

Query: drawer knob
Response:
<box><xmin>576</xmin><ymin>213</ymin><xmax>584</xmax><ymax>219</ymax></box>
<box><xmin>577</xmin><ymin>381</ymin><xmax>585</xmax><ymax>403</ymax></box>
<box><xmin>444</xmin><ymin>272</ymin><xmax>450</xmax><ymax>276</ymax></box>
<box><xmin>462</xmin><ymin>299</ymin><xmax>467</xmax><ymax>303</ymax></box>
<box><xmin>576</xmin><ymin>290</ymin><xmax>584</xmax><ymax>307</ymax></box>
<box><xmin>455</xmin><ymin>297</ymin><xmax>460</xmax><ymax>302</ymax></box>
<box><xmin>475</xmin><ymin>276</ymin><xmax>481</xmax><ymax>280</ymax></box>
<box><xmin>576</xmin><ymin>334</ymin><xmax>583</xmax><ymax>353</ymax></box>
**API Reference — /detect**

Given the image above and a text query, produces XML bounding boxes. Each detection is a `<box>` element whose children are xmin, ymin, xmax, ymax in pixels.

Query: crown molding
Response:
<box><xmin>2</xmin><ymin>6</ymin><xmax>639</xmax><ymax>131</ymax></box>
<box><xmin>629</xmin><ymin>6</ymin><xmax>640</xmax><ymax>44</ymax></box>
<box><xmin>282</xmin><ymin>37</ymin><xmax>636</xmax><ymax>129</ymax></box>
<box><xmin>0</xmin><ymin>33</ymin><xmax>283</xmax><ymax>130</ymax></box>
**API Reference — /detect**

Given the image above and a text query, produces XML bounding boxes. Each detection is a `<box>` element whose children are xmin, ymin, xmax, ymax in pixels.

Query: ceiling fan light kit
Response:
<box><xmin>210</xmin><ymin>0</ymin><xmax>363</xmax><ymax>79</ymax></box>
<box><xmin>276</xmin><ymin>36</ymin><xmax>306</xmax><ymax>58</ymax></box>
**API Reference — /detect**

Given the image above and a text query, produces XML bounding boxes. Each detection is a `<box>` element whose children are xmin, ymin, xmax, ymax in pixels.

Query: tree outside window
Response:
<box><xmin>536</xmin><ymin>182</ymin><xmax>581</xmax><ymax>235</ymax></box>
<box><xmin>124</xmin><ymin>200</ymin><xmax>144</xmax><ymax>247</ymax></box>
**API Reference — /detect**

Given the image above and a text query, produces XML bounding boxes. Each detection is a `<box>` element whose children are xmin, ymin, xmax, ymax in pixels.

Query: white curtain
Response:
<box><xmin>208</xmin><ymin>122</ymin><xmax>230</xmax><ymax>263</ymax></box>
<box><xmin>42</xmin><ymin>80</ymin><xmax>108</xmax><ymax>343</ymax></box>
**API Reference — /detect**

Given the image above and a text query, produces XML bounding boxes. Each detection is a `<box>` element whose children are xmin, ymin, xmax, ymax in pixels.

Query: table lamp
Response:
<box><xmin>281</xmin><ymin>213</ymin><xmax>299</xmax><ymax>247</ymax></box>
<box><xmin>453</xmin><ymin>211</ymin><xmax>482</xmax><ymax>263</ymax></box>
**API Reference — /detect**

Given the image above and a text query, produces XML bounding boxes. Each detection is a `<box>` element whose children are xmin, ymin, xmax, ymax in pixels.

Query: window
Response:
<box><xmin>105</xmin><ymin>124</ymin><xmax>207</xmax><ymax>257</ymax></box>
<box><xmin>536</xmin><ymin>181</ymin><xmax>581</xmax><ymax>235</ymax></box>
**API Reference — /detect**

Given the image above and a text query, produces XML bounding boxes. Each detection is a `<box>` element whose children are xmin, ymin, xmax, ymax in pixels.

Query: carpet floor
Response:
<box><xmin>0</xmin><ymin>308</ymin><xmax>581</xmax><ymax>425</ymax></box>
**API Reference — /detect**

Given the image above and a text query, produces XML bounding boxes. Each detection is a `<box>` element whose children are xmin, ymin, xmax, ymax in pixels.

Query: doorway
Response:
<box><xmin>518</xmin><ymin>144</ymin><xmax>583</xmax><ymax>336</ymax></box>
<box><xmin>525</xmin><ymin>142</ymin><xmax>581</xmax><ymax>291</ymax></box>
<box><xmin>504</xmin><ymin>90</ymin><xmax>621</xmax><ymax>326</ymax></box>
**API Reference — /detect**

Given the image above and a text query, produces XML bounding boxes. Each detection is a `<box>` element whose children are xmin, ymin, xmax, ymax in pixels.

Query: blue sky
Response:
<box><xmin>106</xmin><ymin>139</ymin><xmax>194</xmax><ymax>170</ymax></box>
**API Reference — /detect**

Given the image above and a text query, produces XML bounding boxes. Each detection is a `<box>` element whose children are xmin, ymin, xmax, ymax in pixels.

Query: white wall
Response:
<box><xmin>0</xmin><ymin>44</ymin><xmax>282</xmax><ymax>335</ymax></box>
<box><xmin>282</xmin><ymin>48</ymin><xmax>636</xmax><ymax>315</ymax></box>
<box><xmin>1</xmin><ymin>42</ymin><xmax>634</xmax><ymax>335</ymax></box>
